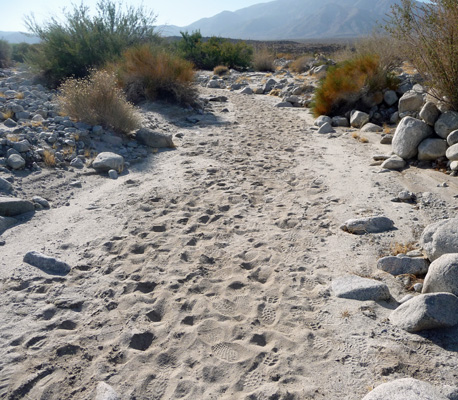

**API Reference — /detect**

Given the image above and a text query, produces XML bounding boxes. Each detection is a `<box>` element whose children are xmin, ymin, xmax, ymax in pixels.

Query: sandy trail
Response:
<box><xmin>1</xmin><ymin>87</ymin><xmax>458</xmax><ymax>399</ymax></box>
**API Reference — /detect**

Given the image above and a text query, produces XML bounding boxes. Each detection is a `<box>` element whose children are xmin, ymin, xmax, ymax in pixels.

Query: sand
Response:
<box><xmin>1</xmin><ymin>86</ymin><xmax>458</xmax><ymax>399</ymax></box>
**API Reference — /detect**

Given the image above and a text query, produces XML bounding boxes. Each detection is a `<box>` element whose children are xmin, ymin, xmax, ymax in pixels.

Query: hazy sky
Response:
<box><xmin>1</xmin><ymin>0</ymin><xmax>268</xmax><ymax>32</ymax></box>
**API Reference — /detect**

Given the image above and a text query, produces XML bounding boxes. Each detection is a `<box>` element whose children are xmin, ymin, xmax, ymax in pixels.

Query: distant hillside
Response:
<box><xmin>159</xmin><ymin>0</ymin><xmax>409</xmax><ymax>40</ymax></box>
<box><xmin>0</xmin><ymin>31</ymin><xmax>40</xmax><ymax>44</ymax></box>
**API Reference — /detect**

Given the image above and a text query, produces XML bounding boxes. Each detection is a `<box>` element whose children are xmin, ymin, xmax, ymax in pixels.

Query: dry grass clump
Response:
<box><xmin>57</xmin><ymin>69</ymin><xmax>140</xmax><ymax>134</ymax></box>
<box><xmin>42</xmin><ymin>149</ymin><xmax>56</xmax><ymax>166</ymax></box>
<box><xmin>252</xmin><ymin>48</ymin><xmax>275</xmax><ymax>72</ymax></box>
<box><xmin>290</xmin><ymin>55</ymin><xmax>314</xmax><ymax>73</ymax></box>
<box><xmin>115</xmin><ymin>44</ymin><xmax>197</xmax><ymax>106</ymax></box>
<box><xmin>1</xmin><ymin>110</ymin><xmax>14</xmax><ymax>120</ymax></box>
<box><xmin>351</xmin><ymin>132</ymin><xmax>368</xmax><ymax>143</ymax></box>
<box><xmin>213</xmin><ymin>65</ymin><xmax>229</xmax><ymax>76</ymax></box>
<box><xmin>390</xmin><ymin>241</ymin><xmax>417</xmax><ymax>256</ymax></box>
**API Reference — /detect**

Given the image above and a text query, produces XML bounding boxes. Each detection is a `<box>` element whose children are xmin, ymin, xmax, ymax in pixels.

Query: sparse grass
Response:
<box><xmin>341</xmin><ymin>310</ymin><xmax>351</xmax><ymax>318</ymax></box>
<box><xmin>57</xmin><ymin>69</ymin><xmax>140</xmax><ymax>134</ymax></box>
<box><xmin>114</xmin><ymin>44</ymin><xmax>197</xmax><ymax>106</ymax></box>
<box><xmin>1</xmin><ymin>110</ymin><xmax>14</xmax><ymax>120</ymax></box>
<box><xmin>213</xmin><ymin>65</ymin><xmax>229</xmax><ymax>76</ymax></box>
<box><xmin>351</xmin><ymin>132</ymin><xmax>369</xmax><ymax>143</ymax></box>
<box><xmin>0</xmin><ymin>92</ymin><xmax>4</xmax><ymax>98</ymax></box>
<box><xmin>269</xmin><ymin>89</ymin><xmax>282</xmax><ymax>97</ymax></box>
<box><xmin>15</xmin><ymin>92</ymin><xmax>25</xmax><ymax>99</ymax></box>
<box><xmin>43</xmin><ymin>149</ymin><xmax>56</xmax><ymax>166</ymax></box>
<box><xmin>252</xmin><ymin>48</ymin><xmax>275</xmax><ymax>72</ymax></box>
<box><xmin>290</xmin><ymin>55</ymin><xmax>314</xmax><ymax>73</ymax></box>
<box><xmin>62</xmin><ymin>146</ymin><xmax>75</xmax><ymax>159</ymax></box>
<box><xmin>390</xmin><ymin>241</ymin><xmax>416</xmax><ymax>256</ymax></box>
<box><xmin>383</xmin><ymin>123</ymin><xmax>392</xmax><ymax>134</ymax></box>
<box><xmin>7</xmin><ymin>134</ymin><xmax>19</xmax><ymax>142</ymax></box>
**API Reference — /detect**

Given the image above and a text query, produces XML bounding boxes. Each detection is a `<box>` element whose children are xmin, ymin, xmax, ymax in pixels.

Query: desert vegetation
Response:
<box><xmin>0</xmin><ymin>39</ymin><xmax>11</xmax><ymax>68</ymax></box>
<box><xmin>252</xmin><ymin>48</ymin><xmax>275</xmax><ymax>72</ymax></box>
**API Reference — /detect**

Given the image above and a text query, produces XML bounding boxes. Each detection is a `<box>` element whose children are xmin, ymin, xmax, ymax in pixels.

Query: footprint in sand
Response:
<box><xmin>211</xmin><ymin>342</ymin><xmax>249</xmax><ymax>363</ymax></box>
<box><xmin>258</xmin><ymin>304</ymin><xmax>277</xmax><ymax>326</ymax></box>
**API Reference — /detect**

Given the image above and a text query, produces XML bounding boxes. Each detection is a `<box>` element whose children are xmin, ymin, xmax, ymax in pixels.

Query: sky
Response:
<box><xmin>0</xmin><ymin>0</ymin><xmax>267</xmax><ymax>32</ymax></box>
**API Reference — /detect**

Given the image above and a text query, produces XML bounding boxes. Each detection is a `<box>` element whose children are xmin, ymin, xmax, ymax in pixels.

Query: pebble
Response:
<box><xmin>23</xmin><ymin>251</ymin><xmax>71</xmax><ymax>275</ymax></box>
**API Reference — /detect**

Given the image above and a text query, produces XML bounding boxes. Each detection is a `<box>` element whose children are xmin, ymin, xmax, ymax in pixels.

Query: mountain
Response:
<box><xmin>160</xmin><ymin>0</ymin><xmax>404</xmax><ymax>40</ymax></box>
<box><xmin>0</xmin><ymin>31</ymin><xmax>40</xmax><ymax>44</ymax></box>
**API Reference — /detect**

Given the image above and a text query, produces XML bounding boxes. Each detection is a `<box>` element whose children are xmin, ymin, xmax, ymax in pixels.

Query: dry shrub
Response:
<box><xmin>290</xmin><ymin>55</ymin><xmax>314</xmax><ymax>73</ymax></box>
<box><xmin>213</xmin><ymin>65</ymin><xmax>229</xmax><ymax>76</ymax></box>
<box><xmin>116</xmin><ymin>44</ymin><xmax>197</xmax><ymax>105</ymax></box>
<box><xmin>57</xmin><ymin>69</ymin><xmax>140</xmax><ymax>134</ymax></box>
<box><xmin>390</xmin><ymin>241</ymin><xmax>416</xmax><ymax>256</ymax></box>
<box><xmin>42</xmin><ymin>149</ymin><xmax>56</xmax><ymax>166</ymax></box>
<box><xmin>252</xmin><ymin>48</ymin><xmax>275</xmax><ymax>72</ymax></box>
<box><xmin>387</xmin><ymin>0</ymin><xmax>458</xmax><ymax>110</ymax></box>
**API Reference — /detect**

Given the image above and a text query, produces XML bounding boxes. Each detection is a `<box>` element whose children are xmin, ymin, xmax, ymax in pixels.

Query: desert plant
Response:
<box><xmin>311</xmin><ymin>54</ymin><xmax>398</xmax><ymax>117</ymax></box>
<box><xmin>42</xmin><ymin>149</ymin><xmax>57</xmax><ymax>166</ymax></box>
<box><xmin>252</xmin><ymin>48</ymin><xmax>275</xmax><ymax>72</ymax></box>
<box><xmin>290</xmin><ymin>55</ymin><xmax>314</xmax><ymax>73</ymax></box>
<box><xmin>57</xmin><ymin>69</ymin><xmax>140</xmax><ymax>134</ymax></box>
<box><xmin>114</xmin><ymin>44</ymin><xmax>197</xmax><ymax>105</ymax></box>
<box><xmin>213</xmin><ymin>65</ymin><xmax>229</xmax><ymax>76</ymax></box>
<box><xmin>386</xmin><ymin>0</ymin><xmax>458</xmax><ymax>109</ymax></box>
<box><xmin>25</xmin><ymin>0</ymin><xmax>160</xmax><ymax>86</ymax></box>
<box><xmin>0</xmin><ymin>39</ymin><xmax>11</xmax><ymax>68</ymax></box>
<box><xmin>11</xmin><ymin>42</ymin><xmax>35</xmax><ymax>63</ymax></box>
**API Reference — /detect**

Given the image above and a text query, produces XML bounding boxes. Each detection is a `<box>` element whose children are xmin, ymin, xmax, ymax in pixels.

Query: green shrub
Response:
<box><xmin>11</xmin><ymin>42</ymin><xmax>35</xmax><ymax>63</ymax></box>
<box><xmin>386</xmin><ymin>0</ymin><xmax>458</xmax><ymax>110</ymax></box>
<box><xmin>176</xmin><ymin>31</ymin><xmax>253</xmax><ymax>70</ymax></box>
<box><xmin>0</xmin><ymin>39</ymin><xmax>12</xmax><ymax>68</ymax></box>
<box><xmin>114</xmin><ymin>44</ymin><xmax>197</xmax><ymax>105</ymax></box>
<box><xmin>252</xmin><ymin>48</ymin><xmax>275</xmax><ymax>72</ymax></box>
<box><xmin>25</xmin><ymin>0</ymin><xmax>160</xmax><ymax>86</ymax></box>
<box><xmin>57</xmin><ymin>69</ymin><xmax>140</xmax><ymax>134</ymax></box>
<box><xmin>312</xmin><ymin>54</ymin><xmax>397</xmax><ymax>117</ymax></box>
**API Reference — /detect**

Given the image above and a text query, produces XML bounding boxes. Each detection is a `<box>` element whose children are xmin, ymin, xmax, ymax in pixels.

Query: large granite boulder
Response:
<box><xmin>392</xmin><ymin>117</ymin><xmax>433</xmax><ymax>159</ymax></box>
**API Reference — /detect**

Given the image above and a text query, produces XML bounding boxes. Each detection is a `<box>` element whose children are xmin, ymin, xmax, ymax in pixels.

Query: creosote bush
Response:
<box><xmin>387</xmin><ymin>0</ymin><xmax>458</xmax><ymax>110</ymax></box>
<box><xmin>252</xmin><ymin>48</ymin><xmax>275</xmax><ymax>72</ymax></box>
<box><xmin>57</xmin><ymin>69</ymin><xmax>140</xmax><ymax>134</ymax></box>
<box><xmin>114</xmin><ymin>44</ymin><xmax>197</xmax><ymax>106</ymax></box>
<box><xmin>0</xmin><ymin>39</ymin><xmax>12</xmax><ymax>68</ymax></box>
<box><xmin>25</xmin><ymin>0</ymin><xmax>160</xmax><ymax>86</ymax></box>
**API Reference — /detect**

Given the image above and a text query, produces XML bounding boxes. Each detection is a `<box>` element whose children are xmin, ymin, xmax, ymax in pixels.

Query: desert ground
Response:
<box><xmin>1</xmin><ymin>75</ymin><xmax>458</xmax><ymax>399</ymax></box>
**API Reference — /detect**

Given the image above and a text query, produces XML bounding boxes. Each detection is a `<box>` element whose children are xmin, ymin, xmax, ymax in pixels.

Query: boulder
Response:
<box><xmin>332</xmin><ymin>275</ymin><xmax>391</xmax><ymax>301</ymax></box>
<box><xmin>362</xmin><ymin>378</ymin><xmax>450</xmax><ymax>400</ymax></box>
<box><xmin>417</xmin><ymin>138</ymin><xmax>447</xmax><ymax>161</ymax></box>
<box><xmin>381</xmin><ymin>155</ymin><xmax>406</xmax><ymax>170</ymax></box>
<box><xmin>95</xmin><ymin>382</ymin><xmax>120</xmax><ymax>400</ymax></box>
<box><xmin>207</xmin><ymin>80</ymin><xmax>223</xmax><ymax>89</ymax></box>
<box><xmin>435</xmin><ymin>111</ymin><xmax>458</xmax><ymax>139</ymax></box>
<box><xmin>240</xmin><ymin>87</ymin><xmax>253</xmax><ymax>95</ymax></box>
<box><xmin>0</xmin><ymin>216</ymin><xmax>17</xmax><ymax>234</ymax></box>
<box><xmin>340</xmin><ymin>216</ymin><xmax>394</xmax><ymax>234</ymax></box>
<box><xmin>314</xmin><ymin>115</ymin><xmax>332</xmax><ymax>127</ymax></box>
<box><xmin>398</xmin><ymin>90</ymin><xmax>424</xmax><ymax>114</ymax></box>
<box><xmin>3</xmin><ymin>118</ymin><xmax>17</xmax><ymax>128</ymax></box>
<box><xmin>420</xmin><ymin>218</ymin><xmax>458</xmax><ymax>261</ymax></box>
<box><xmin>23</xmin><ymin>251</ymin><xmax>71</xmax><ymax>275</ymax></box>
<box><xmin>0</xmin><ymin>197</ymin><xmax>35</xmax><ymax>216</ymax></box>
<box><xmin>390</xmin><ymin>292</ymin><xmax>458</xmax><ymax>332</ymax></box>
<box><xmin>70</xmin><ymin>157</ymin><xmax>84</xmax><ymax>169</ymax></box>
<box><xmin>0</xmin><ymin>177</ymin><xmax>12</xmax><ymax>192</ymax></box>
<box><xmin>313</xmin><ymin>65</ymin><xmax>328</xmax><ymax>79</ymax></box>
<box><xmin>331</xmin><ymin>116</ymin><xmax>349</xmax><ymax>127</ymax></box>
<box><xmin>361</xmin><ymin>123</ymin><xmax>383</xmax><ymax>133</ymax></box>
<box><xmin>136</xmin><ymin>128</ymin><xmax>174</xmax><ymax>148</ymax></box>
<box><xmin>446</xmin><ymin>143</ymin><xmax>458</xmax><ymax>161</ymax></box>
<box><xmin>350</xmin><ymin>111</ymin><xmax>369</xmax><ymax>128</ymax></box>
<box><xmin>275</xmin><ymin>102</ymin><xmax>293</xmax><ymax>108</ymax></box>
<box><xmin>392</xmin><ymin>116</ymin><xmax>433</xmax><ymax>159</ymax></box>
<box><xmin>7</xmin><ymin>154</ymin><xmax>26</xmax><ymax>170</ymax></box>
<box><xmin>92</xmin><ymin>152</ymin><xmax>124</xmax><ymax>173</ymax></box>
<box><xmin>383</xmin><ymin>90</ymin><xmax>398</xmax><ymax>107</ymax></box>
<box><xmin>262</xmin><ymin>78</ymin><xmax>277</xmax><ymax>93</ymax></box>
<box><xmin>377</xmin><ymin>255</ymin><xmax>429</xmax><ymax>276</ymax></box>
<box><xmin>423</xmin><ymin>253</ymin><xmax>458</xmax><ymax>296</ymax></box>
<box><xmin>317</xmin><ymin>122</ymin><xmax>334</xmax><ymax>134</ymax></box>
<box><xmin>13</xmin><ymin>140</ymin><xmax>31</xmax><ymax>153</ymax></box>
<box><xmin>447</xmin><ymin>129</ymin><xmax>458</xmax><ymax>146</ymax></box>
<box><xmin>419</xmin><ymin>101</ymin><xmax>441</xmax><ymax>126</ymax></box>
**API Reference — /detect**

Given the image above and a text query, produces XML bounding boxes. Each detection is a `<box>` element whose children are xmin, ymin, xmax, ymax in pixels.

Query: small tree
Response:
<box><xmin>386</xmin><ymin>0</ymin><xmax>458</xmax><ymax>109</ymax></box>
<box><xmin>0</xmin><ymin>39</ymin><xmax>11</xmax><ymax>68</ymax></box>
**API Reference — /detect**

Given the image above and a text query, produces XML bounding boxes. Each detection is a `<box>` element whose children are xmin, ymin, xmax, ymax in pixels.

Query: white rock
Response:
<box><xmin>398</xmin><ymin>90</ymin><xmax>424</xmax><ymax>114</ymax></box>
<box><xmin>240</xmin><ymin>87</ymin><xmax>253</xmax><ymax>95</ymax></box>
<box><xmin>350</xmin><ymin>111</ymin><xmax>369</xmax><ymax>128</ymax></box>
<box><xmin>136</xmin><ymin>128</ymin><xmax>173</xmax><ymax>148</ymax></box>
<box><xmin>108</xmin><ymin>169</ymin><xmax>118</xmax><ymax>179</ymax></box>
<box><xmin>332</xmin><ymin>275</ymin><xmax>391</xmax><ymax>301</ymax></box>
<box><xmin>447</xmin><ymin>129</ymin><xmax>458</xmax><ymax>146</ymax></box>
<box><xmin>392</xmin><ymin>116</ymin><xmax>433</xmax><ymax>159</ymax></box>
<box><xmin>23</xmin><ymin>251</ymin><xmax>71</xmax><ymax>275</ymax></box>
<box><xmin>417</xmin><ymin>138</ymin><xmax>447</xmax><ymax>161</ymax></box>
<box><xmin>420</xmin><ymin>218</ymin><xmax>458</xmax><ymax>261</ymax></box>
<box><xmin>381</xmin><ymin>155</ymin><xmax>406</xmax><ymax>170</ymax></box>
<box><xmin>95</xmin><ymin>382</ymin><xmax>120</xmax><ymax>400</ymax></box>
<box><xmin>317</xmin><ymin>122</ymin><xmax>334</xmax><ymax>134</ymax></box>
<box><xmin>340</xmin><ymin>216</ymin><xmax>394</xmax><ymax>234</ymax></box>
<box><xmin>377</xmin><ymin>255</ymin><xmax>429</xmax><ymax>276</ymax></box>
<box><xmin>435</xmin><ymin>111</ymin><xmax>458</xmax><ymax>139</ymax></box>
<box><xmin>361</xmin><ymin>123</ymin><xmax>383</xmax><ymax>133</ymax></box>
<box><xmin>446</xmin><ymin>143</ymin><xmax>458</xmax><ymax>161</ymax></box>
<box><xmin>314</xmin><ymin>115</ymin><xmax>332</xmax><ymax>127</ymax></box>
<box><xmin>419</xmin><ymin>101</ymin><xmax>441</xmax><ymax>126</ymax></box>
<box><xmin>423</xmin><ymin>253</ymin><xmax>458</xmax><ymax>296</ymax></box>
<box><xmin>7</xmin><ymin>154</ymin><xmax>26</xmax><ymax>170</ymax></box>
<box><xmin>92</xmin><ymin>152</ymin><xmax>124</xmax><ymax>173</ymax></box>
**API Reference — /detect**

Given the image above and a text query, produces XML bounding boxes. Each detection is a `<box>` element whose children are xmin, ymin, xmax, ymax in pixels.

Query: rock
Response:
<box><xmin>435</xmin><ymin>111</ymin><xmax>458</xmax><ymax>139</ymax></box>
<box><xmin>447</xmin><ymin>130</ymin><xmax>458</xmax><ymax>146</ymax></box>
<box><xmin>380</xmin><ymin>134</ymin><xmax>393</xmax><ymax>145</ymax></box>
<box><xmin>95</xmin><ymin>382</ymin><xmax>120</xmax><ymax>400</ymax></box>
<box><xmin>397</xmin><ymin>190</ymin><xmax>414</xmax><ymax>201</ymax></box>
<box><xmin>361</xmin><ymin>123</ymin><xmax>383</xmax><ymax>133</ymax></box>
<box><xmin>362</xmin><ymin>378</ymin><xmax>450</xmax><ymax>400</ymax></box>
<box><xmin>23</xmin><ymin>251</ymin><xmax>71</xmax><ymax>275</ymax></box>
<box><xmin>0</xmin><ymin>177</ymin><xmax>12</xmax><ymax>192</ymax></box>
<box><xmin>207</xmin><ymin>80</ymin><xmax>223</xmax><ymax>89</ymax></box>
<box><xmin>32</xmin><ymin>196</ymin><xmax>50</xmax><ymax>209</ymax></box>
<box><xmin>340</xmin><ymin>216</ymin><xmax>394</xmax><ymax>234</ymax></box>
<box><xmin>417</xmin><ymin>138</ymin><xmax>447</xmax><ymax>161</ymax></box>
<box><xmin>70</xmin><ymin>157</ymin><xmax>84</xmax><ymax>169</ymax></box>
<box><xmin>0</xmin><ymin>216</ymin><xmax>17</xmax><ymax>234</ymax></box>
<box><xmin>135</xmin><ymin>128</ymin><xmax>174</xmax><ymax>148</ymax></box>
<box><xmin>423</xmin><ymin>253</ymin><xmax>458</xmax><ymax>296</ymax></box>
<box><xmin>446</xmin><ymin>143</ymin><xmax>458</xmax><ymax>161</ymax></box>
<box><xmin>390</xmin><ymin>111</ymin><xmax>400</xmax><ymax>124</ymax></box>
<box><xmin>381</xmin><ymin>155</ymin><xmax>406</xmax><ymax>170</ymax></box>
<box><xmin>450</xmin><ymin>161</ymin><xmax>458</xmax><ymax>171</ymax></box>
<box><xmin>240</xmin><ymin>87</ymin><xmax>253</xmax><ymax>95</ymax></box>
<box><xmin>419</xmin><ymin>218</ymin><xmax>458</xmax><ymax>261</ymax></box>
<box><xmin>398</xmin><ymin>90</ymin><xmax>424</xmax><ymax>114</ymax></box>
<box><xmin>262</xmin><ymin>78</ymin><xmax>277</xmax><ymax>93</ymax></box>
<box><xmin>389</xmin><ymin>292</ymin><xmax>458</xmax><ymax>332</ymax></box>
<box><xmin>392</xmin><ymin>116</ymin><xmax>433</xmax><ymax>159</ymax></box>
<box><xmin>13</xmin><ymin>140</ymin><xmax>31</xmax><ymax>153</ymax></box>
<box><xmin>274</xmin><ymin>102</ymin><xmax>293</xmax><ymax>108</ymax></box>
<box><xmin>92</xmin><ymin>152</ymin><xmax>124</xmax><ymax>173</ymax></box>
<box><xmin>413</xmin><ymin>282</ymin><xmax>423</xmax><ymax>292</ymax></box>
<box><xmin>3</xmin><ymin>118</ymin><xmax>17</xmax><ymax>128</ymax></box>
<box><xmin>314</xmin><ymin>115</ymin><xmax>332</xmax><ymax>127</ymax></box>
<box><xmin>331</xmin><ymin>116</ymin><xmax>349</xmax><ymax>127</ymax></box>
<box><xmin>350</xmin><ymin>111</ymin><xmax>370</xmax><ymax>128</ymax></box>
<box><xmin>420</xmin><ymin>101</ymin><xmax>441</xmax><ymax>126</ymax></box>
<box><xmin>0</xmin><ymin>197</ymin><xmax>35</xmax><ymax>216</ymax></box>
<box><xmin>332</xmin><ymin>275</ymin><xmax>391</xmax><ymax>301</ymax></box>
<box><xmin>7</xmin><ymin>154</ymin><xmax>26</xmax><ymax>170</ymax></box>
<box><xmin>313</xmin><ymin>64</ymin><xmax>328</xmax><ymax>79</ymax></box>
<box><xmin>383</xmin><ymin>90</ymin><xmax>398</xmax><ymax>106</ymax></box>
<box><xmin>317</xmin><ymin>122</ymin><xmax>334</xmax><ymax>134</ymax></box>
<box><xmin>108</xmin><ymin>169</ymin><xmax>118</xmax><ymax>179</ymax></box>
<box><xmin>377</xmin><ymin>255</ymin><xmax>429</xmax><ymax>276</ymax></box>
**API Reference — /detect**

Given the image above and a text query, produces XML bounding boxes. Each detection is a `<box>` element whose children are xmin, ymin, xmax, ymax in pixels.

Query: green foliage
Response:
<box><xmin>386</xmin><ymin>0</ymin><xmax>458</xmax><ymax>110</ymax></box>
<box><xmin>25</xmin><ymin>0</ymin><xmax>160</xmax><ymax>86</ymax></box>
<box><xmin>176</xmin><ymin>31</ymin><xmax>253</xmax><ymax>70</ymax></box>
<box><xmin>11</xmin><ymin>42</ymin><xmax>35</xmax><ymax>63</ymax></box>
<box><xmin>0</xmin><ymin>39</ymin><xmax>12</xmax><ymax>68</ymax></box>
